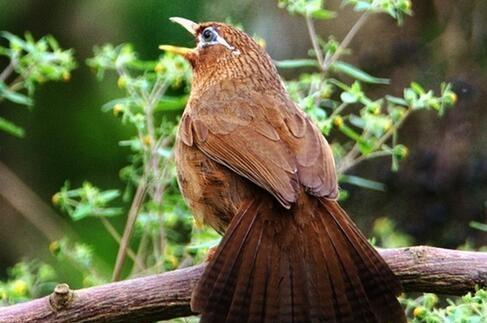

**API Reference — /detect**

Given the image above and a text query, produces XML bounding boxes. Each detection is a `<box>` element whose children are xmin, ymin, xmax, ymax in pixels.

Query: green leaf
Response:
<box><xmin>101</xmin><ymin>97</ymin><xmax>133</xmax><ymax>112</ymax></box>
<box><xmin>1</xmin><ymin>31</ymin><xmax>27</xmax><ymax>49</ymax></box>
<box><xmin>96</xmin><ymin>207</ymin><xmax>123</xmax><ymax>217</ymax></box>
<box><xmin>274</xmin><ymin>59</ymin><xmax>318</xmax><ymax>69</ymax></box>
<box><xmin>410</xmin><ymin>82</ymin><xmax>425</xmax><ymax>94</ymax></box>
<box><xmin>71</xmin><ymin>203</ymin><xmax>92</xmax><ymax>221</ymax></box>
<box><xmin>349</xmin><ymin>114</ymin><xmax>365</xmax><ymax>128</ymax></box>
<box><xmin>470</xmin><ymin>221</ymin><xmax>487</xmax><ymax>232</ymax></box>
<box><xmin>340</xmin><ymin>91</ymin><xmax>357</xmax><ymax>103</ymax></box>
<box><xmin>340</xmin><ymin>175</ymin><xmax>386</xmax><ymax>191</ymax></box>
<box><xmin>154</xmin><ymin>95</ymin><xmax>188</xmax><ymax>112</ymax></box>
<box><xmin>0</xmin><ymin>117</ymin><xmax>25</xmax><ymax>137</ymax></box>
<box><xmin>338</xmin><ymin>123</ymin><xmax>369</xmax><ymax>148</ymax></box>
<box><xmin>311</xmin><ymin>9</ymin><xmax>337</xmax><ymax>20</ymax></box>
<box><xmin>332</xmin><ymin>61</ymin><xmax>389</xmax><ymax>84</ymax></box>
<box><xmin>0</xmin><ymin>82</ymin><xmax>33</xmax><ymax>106</ymax></box>
<box><xmin>98</xmin><ymin>190</ymin><xmax>120</xmax><ymax>203</ymax></box>
<box><xmin>1</xmin><ymin>89</ymin><xmax>33</xmax><ymax>106</ymax></box>
<box><xmin>385</xmin><ymin>95</ymin><xmax>407</xmax><ymax>106</ymax></box>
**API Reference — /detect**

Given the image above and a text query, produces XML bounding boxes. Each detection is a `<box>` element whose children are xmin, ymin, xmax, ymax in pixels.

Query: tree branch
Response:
<box><xmin>1</xmin><ymin>246</ymin><xmax>485</xmax><ymax>322</ymax></box>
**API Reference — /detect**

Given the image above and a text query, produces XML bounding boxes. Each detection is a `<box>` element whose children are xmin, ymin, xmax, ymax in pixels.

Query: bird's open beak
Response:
<box><xmin>159</xmin><ymin>17</ymin><xmax>199</xmax><ymax>57</ymax></box>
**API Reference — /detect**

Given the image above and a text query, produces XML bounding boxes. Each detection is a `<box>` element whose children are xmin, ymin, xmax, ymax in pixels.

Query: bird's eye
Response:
<box><xmin>201</xmin><ymin>28</ymin><xmax>216</xmax><ymax>42</ymax></box>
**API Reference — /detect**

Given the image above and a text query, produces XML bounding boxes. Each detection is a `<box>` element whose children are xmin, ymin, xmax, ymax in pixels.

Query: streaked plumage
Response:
<box><xmin>166</xmin><ymin>19</ymin><xmax>407</xmax><ymax>322</ymax></box>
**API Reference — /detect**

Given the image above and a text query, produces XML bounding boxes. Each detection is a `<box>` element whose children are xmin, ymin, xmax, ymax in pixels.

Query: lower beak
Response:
<box><xmin>159</xmin><ymin>17</ymin><xmax>200</xmax><ymax>57</ymax></box>
<box><xmin>159</xmin><ymin>45</ymin><xmax>194</xmax><ymax>56</ymax></box>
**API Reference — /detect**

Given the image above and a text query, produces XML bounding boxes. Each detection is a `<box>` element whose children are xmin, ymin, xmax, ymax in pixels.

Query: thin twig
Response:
<box><xmin>131</xmin><ymin>231</ymin><xmax>149</xmax><ymax>275</ymax></box>
<box><xmin>323</xmin><ymin>12</ymin><xmax>370</xmax><ymax>72</ymax></box>
<box><xmin>329</xmin><ymin>101</ymin><xmax>349</xmax><ymax>119</ymax></box>
<box><xmin>306</xmin><ymin>14</ymin><xmax>324</xmax><ymax>67</ymax></box>
<box><xmin>100</xmin><ymin>217</ymin><xmax>144</xmax><ymax>271</ymax></box>
<box><xmin>146</xmin><ymin>79</ymin><xmax>170</xmax><ymax>271</ymax></box>
<box><xmin>0</xmin><ymin>59</ymin><xmax>15</xmax><ymax>83</ymax></box>
<box><xmin>112</xmin><ymin>177</ymin><xmax>147</xmax><ymax>281</ymax></box>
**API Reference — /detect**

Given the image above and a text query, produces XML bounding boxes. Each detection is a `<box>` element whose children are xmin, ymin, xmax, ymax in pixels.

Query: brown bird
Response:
<box><xmin>161</xmin><ymin>17</ymin><xmax>406</xmax><ymax>322</ymax></box>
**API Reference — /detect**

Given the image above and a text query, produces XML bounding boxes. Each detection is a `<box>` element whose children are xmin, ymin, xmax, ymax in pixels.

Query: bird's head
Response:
<box><xmin>160</xmin><ymin>17</ymin><xmax>282</xmax><ymax>91</ymax></box>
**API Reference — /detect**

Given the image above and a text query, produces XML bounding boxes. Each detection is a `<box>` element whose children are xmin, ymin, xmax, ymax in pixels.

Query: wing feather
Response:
<box><xmin>180</xmin><ymin>89</ymin><xmax>338</xmax><ymax>207</ymax></box>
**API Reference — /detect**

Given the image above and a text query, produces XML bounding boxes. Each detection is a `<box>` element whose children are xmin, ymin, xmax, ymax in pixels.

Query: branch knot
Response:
<box><xmin>49</xmin><ymin>283</ymin><xmax>74</xmax><ymax>311</ymax></box>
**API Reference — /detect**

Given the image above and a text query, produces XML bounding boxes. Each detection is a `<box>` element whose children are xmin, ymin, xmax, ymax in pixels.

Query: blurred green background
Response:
<box><xmin>0</xmin><ymin>0</ymin><xmax>486</xmax><ymax>284</ymax></box>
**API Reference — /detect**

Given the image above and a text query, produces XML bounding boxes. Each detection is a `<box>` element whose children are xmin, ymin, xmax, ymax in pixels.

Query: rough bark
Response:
<box><xmin>0</xmin><ymin>246</ymin><xmax>485</xmax><ymax>323</ymax></box>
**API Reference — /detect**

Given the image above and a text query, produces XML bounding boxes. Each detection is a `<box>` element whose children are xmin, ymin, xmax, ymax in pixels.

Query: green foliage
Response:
<box><xmin>1</xmin><ymin>2</ymin><xmax>482</xmax><ymax>322</ymax></box>
<box><xmin>470</xmin><ymin>221</ymin><xmax>487</xmax><ymax>233</ymax></box>
<box><xmin>403</xmin><ymin>290</ymin><xmax>487</xmax><ymax>323</ymax></box>
<box><xmin>0</xmin><ymin>261</ymin><xmax>57</xmax><ymax>305</ymax></box>
<box><xmin>53</xmin><ymin>181</ymin><xmax>122</xmax><ymax>221</ymax></box>
<box><xmin>56</xmin><ymin>42</ymin><xmax>209</xmax><ymax>275</ymax></box>
<box><xmin>345</xmin><ymin>0</ymin><xmax>413</xmax><ymax>23</ymax></box>
<box><xmin>48</xmin><ymin>239</ymin><xmax>106</xmax><ymax>287</ymax></box>
<box><xmin>277</xmin><ymin>0</ymin><xmax>452</xmax><ymax>182</ymax></box>
<box><xmin>278</xmin><ymin>0</ymin><xmax>337</xmax><ymax>19</ymax></box>
<box><xmin>0</xmin><ymin>32</ymin><xmax>76</xmax><ymax>137</ymax></box>
<box><xmin>372</xmin><ymin>217</ymin><xmax>414</xmax><ymax>248</ymax></box>
<box><xmin>278</xmin><ymin>0</ymin><xmax>412</xmax><ymax>23</ymax></box>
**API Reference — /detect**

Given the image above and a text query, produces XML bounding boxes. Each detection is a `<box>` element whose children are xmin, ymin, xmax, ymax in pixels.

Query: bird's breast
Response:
<box><xmin>174</xmin><ymin>135</ymin><xmax>253</xmax><ymax>234</ymax></box>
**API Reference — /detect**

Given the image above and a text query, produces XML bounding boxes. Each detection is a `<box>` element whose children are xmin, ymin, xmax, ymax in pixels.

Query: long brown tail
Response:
<box><xmin>191</xmin><ymin>196</ymin><xmax>406</xmax><ymax>322</ymax></box>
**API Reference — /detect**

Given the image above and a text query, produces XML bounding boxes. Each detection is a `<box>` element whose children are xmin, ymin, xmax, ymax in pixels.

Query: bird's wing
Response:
<box><xmin>180</xmin><ymin>82</ymin><xmax>337</xmax><ymax>207</ymax></box>
<box><xmin>179</xmin><ymin>112</ymin><xmax>299</xmax><ymax>208</ymax></box>
<box><xmin>279</xmin><ymin>98</ymin><xmax>338</xmax><ymax>199</ymax></box>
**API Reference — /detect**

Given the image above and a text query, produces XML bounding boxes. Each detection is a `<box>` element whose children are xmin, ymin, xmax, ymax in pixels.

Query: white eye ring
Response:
<box><xmin>198</xmin><ymin>28</ymin><xmax>239</xmax><ymax>55</ymax></box>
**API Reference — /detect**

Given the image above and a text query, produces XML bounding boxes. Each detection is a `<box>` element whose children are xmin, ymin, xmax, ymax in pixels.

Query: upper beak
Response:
<box><xmin>159</xmin><ymin>17</ymin><xmax>199</xmax><ymax>57</ymax></box>
<box><xmin>169</xmin><ymin>17</ymin><xmax>199</xmax><ymax>36</ymax></box>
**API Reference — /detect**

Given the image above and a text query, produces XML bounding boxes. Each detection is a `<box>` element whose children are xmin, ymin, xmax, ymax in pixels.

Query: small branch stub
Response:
<box><xmin>49</xmin><ymin>283</ymin><xmax>73</xmax><ymax>311</ymax></box>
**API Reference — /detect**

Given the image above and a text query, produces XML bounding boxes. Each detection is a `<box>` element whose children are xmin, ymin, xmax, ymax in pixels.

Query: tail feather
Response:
<box><xmin>278</xmin><ymin>249</ymin><xmax>293</xmax><ymax>322</ymax></box>
<box><xmin>263</xmin><ymin>237</ymin><xmax>279</xmax><ymax>322</ymax></box>
<box><xmin>191</xmin><ymin>196</ymin><xmax>406</xmax><ymax>322</ymax></box>
<box><xmin>225</xmin><ymin>218</ymin><xmax>263</xmax><ymax>322</ymax></box>
<box><xmin>309</xmin><ymin>221</ymin><xmax>336</xmax><ymax>321</ymax></box>
<box><xmin>245</xmin><ymin>224</ymin><xmax>266</xmax><ymax>321</ymax></box>
<box><xmin>193</xmin><ymin>200</ymin><xmax>258</xmax><ymax>320</ymax></box>
<box><xmin>317</xmin><ymin>217</ymin><xmax>354</xmax><ymax>322</ymax></box>
<box><xmin>324</xmin><ymin>200</ymin><xmax>402</xmax><ymax>294</ymax></box>
<box><xmin>320</xmin><ymin>213</ymin><xmax>376</xmax><ymax>322</ymax></box>
<box><xmin>290</xmin><ymin>244</ymin><xmax>311</xmax><ymax>322</ymax></box>
<box><xmin>323</xmin><ymin>201</ymin><xmax>406</xmax><ymax>322</ymax></box>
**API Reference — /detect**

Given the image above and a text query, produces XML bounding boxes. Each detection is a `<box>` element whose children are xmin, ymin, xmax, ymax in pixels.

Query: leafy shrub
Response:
<box><xmin>1</xmin><ymin>1</ymin><xmax>485</xmax><ymax>322</ymax></box>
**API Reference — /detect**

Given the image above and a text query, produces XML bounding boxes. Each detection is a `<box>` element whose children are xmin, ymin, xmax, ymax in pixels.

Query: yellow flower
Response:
<box><xmin>117</xmin><ymin>76</ymin><xmax>127</xmax><ymax>89</ymax></box>
<box><xmin>154</xmin><ymin>62</ymin><xmax>165</xmax><ymax>74</ymax></box>
<box><xmin>333</xmin><ymin>116</ymin><xmax>344</xmax><ymax>128</ymax></box>
<box><xmin>448</xmin><ymin>92</ymin><xmax>457</xmax><ymax>104</ymax></box>
<box><xmin>395</xmin><ymin>145</ymin><xmax>409</xmax><ymax>159</ymax></box>
<box><xmin>413</xmin><ymin>306</ymin><xmax>426</xmax><ymax>318</ymax></box>
<box><xmin>12</xmin><ymin>280</ymin><xmax>28</xmax><ymax>296</ymax></box>
<box><xmin>63</xmin><ymin>72</ymin><xmax>71</xmax><ymax>82</ymax></box>
<box><xmin>49</xmin><ymin>240</ymin><xmax>61</xmax><ymax>255</ymax></box>
<box><xmin>404</xmin><ymin>0</ymin><xmax>412</xmax><ymax>11</ymax></box>
<box><xmin>113</xmin><ymin>104</ymin><xmax>124</xmax><ymax>116</ymax></box>
<box><xmin>51</xmin><ymin>193</ymin><xmax>61</xmax><ymax>205</ymax></box>
<box><xmin>143</xmin><ymin>135</ymin><xmax>153</xmax><ymax>146</ymax></box>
